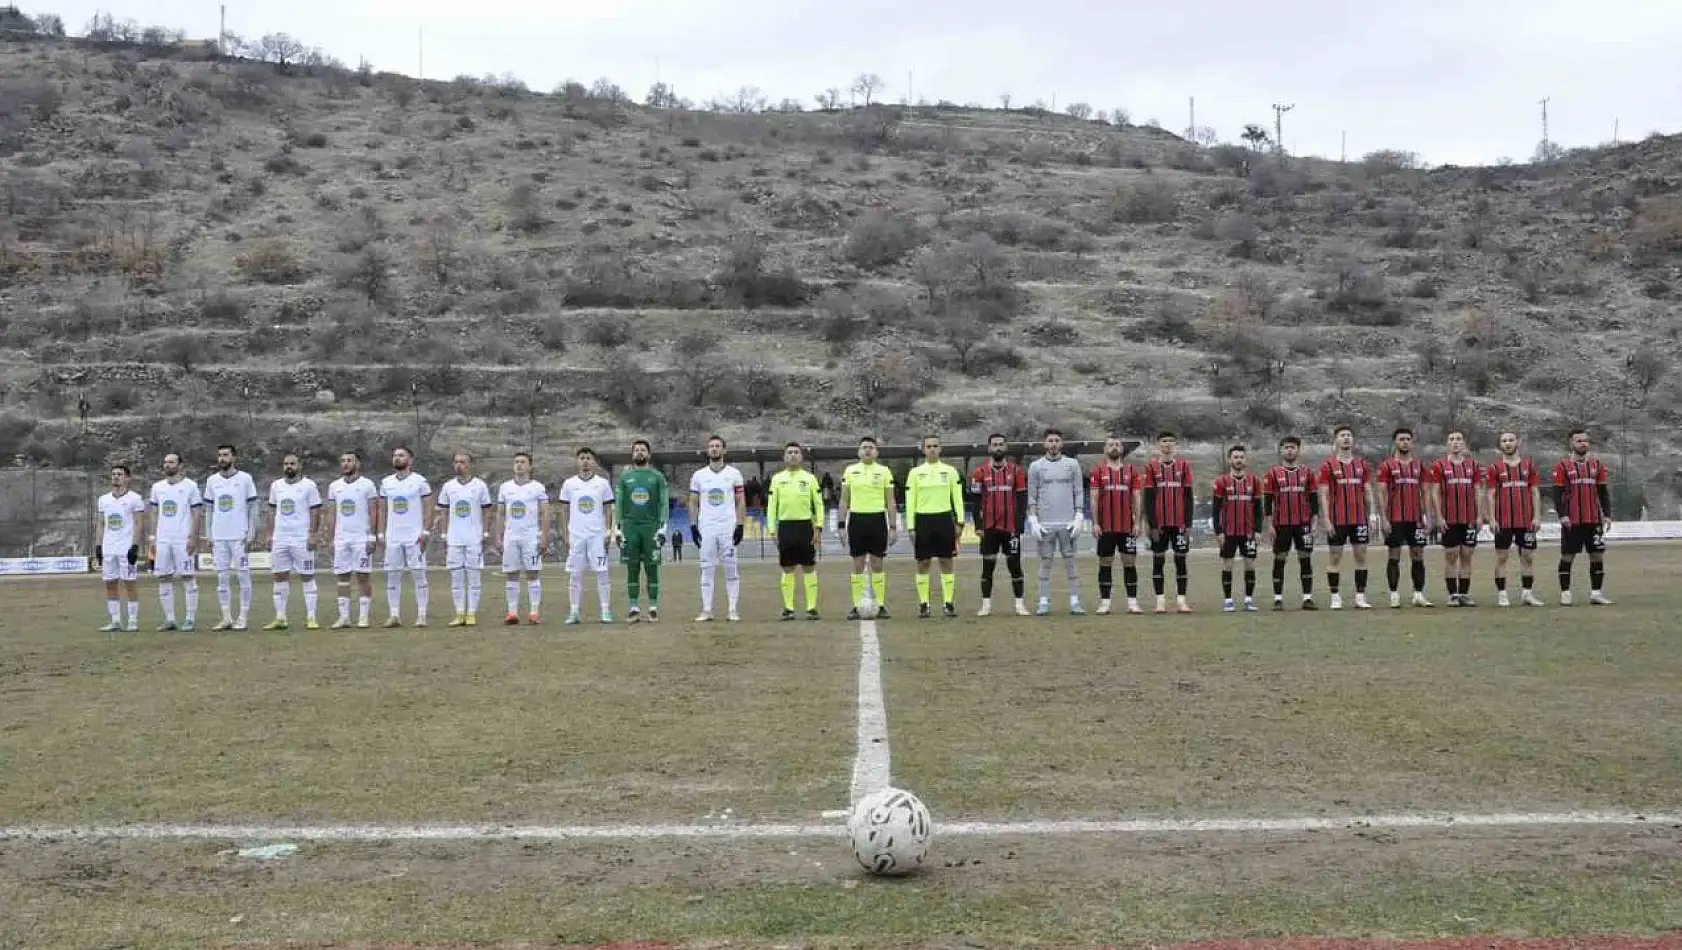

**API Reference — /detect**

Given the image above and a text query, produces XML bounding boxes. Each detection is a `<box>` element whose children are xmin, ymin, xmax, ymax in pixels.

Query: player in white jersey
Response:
<box><xmin>492</xmin><ymin>451</ymin><xmax>550</xmax><ymax>625</ymax></box>
<box><xmin>688</xmin><ymin>434</ymin><xmax>746</xmax><ymax>622</ymax></box>
<box><xmin>94</xmin><ymin>464</ymin><xmax>149</xmax><ymax>632</ymax></box>
<box><xmin>147</xmin><ymin>452</ymin><xmax>202</xmax><ymax>631</ymax></box>
<box><xmin>433</xmin><ymin>451</ymin><xmax>493</xmax><ymax>627</ymax></box>
<box><xmin>558</xmin><ymin>446</ymin><xmax>615</xmax><ymax>625</ymax></box>
<box><xmin>204</xmin><ymin>443</ymin><xmax>260</xmax><ymax>631</ymax></box>
<box><xmin>262</xmin><ymin>453</ymin><xmax>323</xmax><ymax>631</ymax></box>
<box><xmin>325</xmin><ymin>450</ymin><xmax>381</xmax><ymax>628</ymax></box>
<box><xmin>379</xmin><ymin>445</ymin><xmax>434</xmax><ymax>626</ymax></box>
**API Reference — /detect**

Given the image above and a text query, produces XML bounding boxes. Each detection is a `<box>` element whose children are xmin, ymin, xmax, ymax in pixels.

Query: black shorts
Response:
<box><xmin>1561</xmin><ymin>523</ymin><xmax>1606</xmax><ymax>556</ymax></box>
<box><xmin>1328</xmin><ymin>523</ymin><xmax>1370</xmax><ymax>547</ymax></box>
<box><xmin>1384</xmin><ymin>521</ymin><xmax>1428</xmax><ymax>549</ymax></box>
<box><xmin>1218</xmin><ymin>534</ymin><xmax>1259</xmax><ymax>560</ymax></box>
<box><xmin>1272</xmin><ymin>525</ymin><xmax>1314</xmax><ymax>555</ymax></box>
<box><xmin>1493</xmin><ymin>528</ymin><xmax>1538</xmax><ymax>552</ymax></box>
<box><xmin>1096</xmin><ymin>531</ymin><xmax>1137</xmax><ymax>558</ymax></box>
<box><xmin>978</xmin><ymin>529</ymin><xmax>1020</xmax><ymax>558</ymax></box>
<box><xmin>776</xmin><ymin>520</ymin><xmax>817</xmax><ymax>568</ymax></box>
<box><xmin>912</xmin><ymin>516</ymin><xmax>957</xmax><ymax>561</ymax></box>
<box><xmin>1439</xmin><ymin>523</ymin><xmax>1480</xmax><ymax>549</ymax></box>
<box><xmin>846</xmin><ymin>512</ymin><xmax>889</xmax><ymax>558</ymax></box>
<box><xmin>1149</xmin><ymin>527</ymin><xmax>1191</xmax><ymax>555</ymax></box>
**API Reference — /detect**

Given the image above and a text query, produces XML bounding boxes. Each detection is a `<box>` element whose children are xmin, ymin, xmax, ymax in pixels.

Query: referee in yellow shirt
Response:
<box><xmin>840</xmin><ymin>436</ymin><xmax>898</xmax><ymax>620</ymax></box>
<box><xmin>906</xmin><ymin>433</ymin><xmax>966</xmax><ymax>618</ymax></box>
<box><xmin>767</xmin><ymin>441</ymin><xmax>824</xmax><ymax>621</ymax></box>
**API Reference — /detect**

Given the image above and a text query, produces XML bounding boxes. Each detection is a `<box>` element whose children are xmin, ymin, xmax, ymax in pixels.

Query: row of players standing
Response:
<box><xmin>955</xmin><ymin>425</ymin><xmax>1613</xmax><ymax>616</ymax></box>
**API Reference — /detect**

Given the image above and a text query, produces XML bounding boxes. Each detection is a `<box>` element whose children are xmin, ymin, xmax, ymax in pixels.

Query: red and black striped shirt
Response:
<box><xmin>1318</xmin><ymin>456</ymin><xmax>1371</xmax><ymax>527</ymax></box>
<box><xmin>1487</xmin><ymin>455</ymin><xmax>1539</xmax><ymax>530</ymax></box>
<box><xmin>1212</xmin><ymin>471</ymin><xmax>1262</xmax><ymax>537</ymax></box>
<box><xmin>1089</xmin><ymin>463</ymin><xmax>1141</xmax><ymax>534</ymax></box>
<box><xmin>1263</xmin><ymin>464</ymin><xmax>1316</xmax><ymax>528</ymax></box>
<box><xmin>1429</xmin><ymin>456</ymin><xmax>1483</xmax><ymax>526</ymax></box>
<box><xmin>1142</xmin><ymin>456</ymin><xmax>1194</xmax><ymax>530</ymax></box>
<box><xmin>1551</xmin><ymin>455</ymin><xmax>1608</xmax><ymax>525</ymax></box>
<box><xmin>968</xmin><ymin>460</ymin><xmax>1027</xmax><ymax>533</ymax></box>
<box><xmin>1376</xmin><ymin>456</ymin><xmax>1426</xmax><ymax>523</ymax></box>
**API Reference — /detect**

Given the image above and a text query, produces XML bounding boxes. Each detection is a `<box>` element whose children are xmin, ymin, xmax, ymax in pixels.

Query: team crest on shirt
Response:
<box><xmin>453</xmin><ymin>499</ymin><xmax>471</xmax><ymax>517</ymax></box>
<box><xmin>279</xmin><ymin>498</ymin><xmax>297</xmax><ymax>516</ymax></box>
<box><xmin>392</xmin><ymin>497</ymin><xmax>410</xmax><ymax>514</ymax></box>
<box><xmin>217</xmin><ymin>495</ymin><xmax>234</xmax><ymax>512</ymax></box>
<box><xmin>509</xmin><ymin>501</ymin><xmax>527</xmax><ymax>519</ymax></box>
<box><xmin>339</xmin><ymin>499</ymin><xmax>357</xmax><ymax>516</ymax></box>
<box><xmin>630</xmin><ymin>487</ymin><xmax>650</xmax><ymax>506</ymax></box>
<box><xmin>106</xmin><ymin>513</ymin><xmax>123</xmax><ymax>529</ymax></box>
<box><xmin>577</xmin><ymin>497</ymin><xmax>596</xmax><ymax>514</ymax></box>
<box><xmin>161</xmin><ymin>500</ymin><xmax>179</xmax><ymax>517</ymax></box>
<box><xmin>707</xmin><ymin>487</ymin><xmax>726</xmax><ymax>506</ymax></box>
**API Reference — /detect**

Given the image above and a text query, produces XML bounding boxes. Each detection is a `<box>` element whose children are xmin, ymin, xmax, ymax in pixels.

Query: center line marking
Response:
<box><xmin>848</xmin><ymin>618</ymin><xmax>891</xmax><ymax>807</ymax></box>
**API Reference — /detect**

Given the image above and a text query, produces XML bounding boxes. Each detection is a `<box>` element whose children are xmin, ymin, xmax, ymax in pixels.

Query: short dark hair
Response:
<box><xmin>513</xmin><ymin>451</ymin><xmax>532</xmax><ymax>464</ymax></box>
<box><xmin>1446</xmin><ymin>429</ymin><xmax>1466</xmax><ymax>440</ymax></box>
<box><xmin>112</xmin><ymin>464</ymin><xmax>130</xmax><ymax>476</ymax></box>
<box><xmin>1498</xmin><ymin>430</ymin><xmax>1518</xmax><ymax>441</ymax></box>
<box><xmin>1043</xmin><ymin>427</ymin><xmax>1062</xmax><ymax>439</ymax></box>
<box><xmin>987</xmin><ymin>432</ymin><xmax>1007</xmax><ymax>443</ymax></box>
<box><xmin>163</xmin><ymin>452</ymin><xmax>181</xmax><ymax>464</ymax></box>
<box><xmin>784</xmin><ymin>441</ymin><xmax>803</xmax><ymax>451</ymax></box>
<box><xmin>858</xmin><ymin>436</ymin><xmax>877</xmax><ymax>447</ymax></box>
<box><xmin>1228</xmin><ymin>444</ymin><xmax>1246</xmax><ymax>455</ymax></box>
<box><xmin>283</xmin><ymin>452</ymin><xmax>301</xmax><ymax>462</ymax></box>
<box><xmin>1157</xmin><ymin>430</ymin><xmax>1178</xmax><ymax>441</ymax></box>
<box><xmin>1392</xmin><ymin>427</ymin><xmax>1413</xmax><ymax>439</ymax></box>
<box><xmin>1280</xmin><ymin>436</ymin><xmax>1302</xmax><ymax>448</ymax></box>
<box><xmin>453</xmin><ymin>450</ymin><xmax>473</xmax><ymax>462</ymax></box>
<box><xmin>1333</xmin><ymin>425</ymin><xmax>1353</xmax><ymax>438</ymax></box>
<box><xmin>707</xmin><ymin>434</ymin><xmax>727</xmax><ymax>448</ymax></box>
<box><xmin>1568</xmin><ymin>428</ymin><xmax>1588</xmax><ymax>440</ymax></box>
<box><xmin>921</xmin><ymin>433</ymin><xmax>941</xmax><ymax>444</ymax></box>
<box><xmin>631</xmin><ymin>438</ymin><xmax>651</xmax><ymax>452</ymax></box>
<box><xmin>576</xmin><ymin>446</ymin><xmax>596</xmax><ymax>458</ymax></box>
<box><xmin>392</xmin><ymin>444</ymin><xmax>412</xmax><ymax>456</ymax></box>
<box><xmin>341</xmin><ymin>449</ymin><xmax>361</xmax><ymax>461</ymax></box>
<box><xmin>217</xmin><ymin>443</ymin><xmax>237</xmax><ymax>455</ymax></box>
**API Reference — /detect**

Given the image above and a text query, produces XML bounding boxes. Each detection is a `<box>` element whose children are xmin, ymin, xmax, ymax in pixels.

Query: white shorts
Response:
<box><xmin>153</xmin><ymin>541</ymin><xmax>195</xmax><ymax>577</ymax></box>
<box><xmin>501</xmin><ymin>537</ymin><xmax>542</xmax><ymax>574</ymax></box>
<box><xmin>212</xmin><ymin>539</ymin><xmax>249</xmax><ymax>572</ymax></box>
<box><xmin>698</xmin><ymin>529</ymin><xmax>738</xmax><ymax>567</ymax></box>
<box><xmin>566</xmin><ymin>534</ymin><xmax>610</xmax><ymax>574</ymax></box>
<box><xmin>271</xmin><ymin>541</ymin><xmax>316</xmax><ymax>576</ymax></box>
<box><xmin>333</xmin><ymin>539</ymin><xmax>374</xmax><ymax>575</ymax></box>
<box><xmin>384</xmin><ymin>539</ymin><xmax>426</xmax><ymax>571</ymax></box>
<box><xmin>445</xmin><ymin>544</ymin><xmax>483</xmax><ymax>569</ymax></box>
<box><xmin>101</xmin><ymin>548</ymin><xmax>139</xmax><ymax>582</ymax></box>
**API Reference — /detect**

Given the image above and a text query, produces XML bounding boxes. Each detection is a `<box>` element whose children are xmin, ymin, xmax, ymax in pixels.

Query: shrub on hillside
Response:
<box><xmin>712</xmin><ymin>236</ymin><xmax>815</xmax><ymax>308</ymax></box>
<box><xmin>1108</xmin><ymin>180</ymin><xmax>1180</xmax><ymax>224</ymax></box>
<box><xmin>841</xmin><ymin>209</ymin><xmax>923</xmax><ymax>270</ymax></box>
<box><xmin>234</xmin><ymin>240</ymin><xmax>308</xmax><ymax>284</ymax></box>
<box><xmin>1630</xmin><ymin>196</ymin><xmax>1682</xmax><ymax>266</ymax></box>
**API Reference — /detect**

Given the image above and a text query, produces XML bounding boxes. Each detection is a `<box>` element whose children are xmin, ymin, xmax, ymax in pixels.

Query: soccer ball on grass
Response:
<box><xmin>857</xmin><ymin>596</ymin><xmax>879</xmax><ymax>620</ymax></box>
<box><xmin>848</xmin><ymin>786</ymin><xmax>932</xmax><ymax>876</ymax></box>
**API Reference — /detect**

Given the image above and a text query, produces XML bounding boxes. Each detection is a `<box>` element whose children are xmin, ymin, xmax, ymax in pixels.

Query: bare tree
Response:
<box><xmin>645</xmin><ymin>82</ymin><xmax>680</xmax><ymax>109</ymax></box>
<box><xmin>814</xmin><ymin>88</ymin><xmax>842</xmax><ymax>110</ymax></box>
<box><xmin>255</xmin><ymin>33</ymin><xmax>309</xmax><ymax>71</ymax></box>
<box><xmin>851</xmin><ymin>73</ymin><xmax>885</xmax><ymax>106</ymax></box>
<box><xmin>589</xmin><ymin>78</ymin><xmax>628</xmax><ymax>104</ymax></box>
<box><xmin>1064</xmin><ymin>102</ymin><xmax>1093</xmax><ymax>120</ymax></box>
<box><xmin>1110</xmin><ymin>107</ymin><xmax>1131</xmax><ymax>126</ymax></box>
<box><xmin>999</xmin><ymin>93</ymin><xmax>1012</xmax><ymax>110</ymax></box>
<box><xmin>713</xmin><ymin>86</ymin><xmax>766</xmax><ymax>114</ymax></box>
<box><xmin>1241</xmin><ymin>124</ymin><xmax>1272</xmax><ymax>152</ymax></box>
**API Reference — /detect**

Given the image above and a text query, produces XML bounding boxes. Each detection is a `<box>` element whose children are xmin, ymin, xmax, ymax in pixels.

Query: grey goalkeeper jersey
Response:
<box><xmin>1027</xmin><ymin>456</ymin><xmax>1083</xmax><ymax>526</ymax></box>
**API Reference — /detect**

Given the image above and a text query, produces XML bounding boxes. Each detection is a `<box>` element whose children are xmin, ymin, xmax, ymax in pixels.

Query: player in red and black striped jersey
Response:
<box><xmin>1211</xmin><ymin>445</ymin><xmax>1264</xmax><ymax>612</ymax></box>
<box><xmin>1087</xmin><ymin>435</ymin><xmax>1143</xmax><ymax>615</ymax></box>
<box><xmin>1316</xmin><ymin>426</ymin><xmax>1375</xmax><ymax>609</ymax></box>
<box><xmin>1261</xmin><ymin>435</ymin><xmax>1319</xmax><ymax>610</ymax></box>
<box><xmin>1141</xmin><ymin>430</ymin><xmax>1195</xmax><ymax>614</ymax></box>
<box><xmin>1427</xmin><ymin>430</ymin><xmax>1486</xmax><ymax>606</ymax></box>
<box><xmin>968</xmin><ymin>433</ymin><xmax>1030</xmax><ymax>617</ymax></box>
<box><xmin>1375</xmin><ymin>427</ymin><xmax>1434</xmax><ymax>608</ymax></box>
<box><xmin>1484</xmin><ymin>430</ymin><xmax>1544</xmax><ymax>607</ymax></box>
<box><xmin>1550</xmin><ymin>428</ymin><xmax>1613</xmax><ymax>605</ymax></box>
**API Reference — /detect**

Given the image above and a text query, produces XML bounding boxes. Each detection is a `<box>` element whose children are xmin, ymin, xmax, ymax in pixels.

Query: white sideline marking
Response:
<box><xmin>848</xmin><ymin>618</ymin><xmax>892</xmax><ymax>807</ymax></box>
<box><xmin>2</xmin><ymin>811</ymin><xmax>1677</xmax><ymax>843</ymax></box>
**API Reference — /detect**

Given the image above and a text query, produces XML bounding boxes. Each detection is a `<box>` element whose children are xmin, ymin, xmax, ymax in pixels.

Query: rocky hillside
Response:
<box><xmin>2</xmin><ymin>28</ymin><xmax>1681</xmax><ymax>513</ymax></box>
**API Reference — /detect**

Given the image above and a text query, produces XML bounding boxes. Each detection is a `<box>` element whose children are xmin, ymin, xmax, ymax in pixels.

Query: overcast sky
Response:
<box><xmin>40</xmin><ymin>0</ymin><xmax>1681</xmax><ymax>166</ymax></box>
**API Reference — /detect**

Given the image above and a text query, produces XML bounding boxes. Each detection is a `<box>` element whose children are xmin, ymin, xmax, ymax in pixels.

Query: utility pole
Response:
<box><xmin>1271</xmin><ymin>102</ymin><xmax>1294</xmax><ymax>156</ymax></box>
<box><xmin>1613</xmin><ymin>117</ymin><xmax>1620</xmax><ymax>144</ymax></box>
<box><xmin>1539</xmin><ymin>96</ymin><xmax>1550</xmax><ymax>150</ymax></box>
<box><xmin>907</xmin><ymin>68</ymin><xmax>913</xmax><ymax>105</ymax></box>
<box><xmin>417</xmin><ymin>26</ymin><xmax>423</xmax><ymax>81</ymax></box>
<box><xmin>1187</xmin><ymin>95</ymin><xmax>1195</xmax><ymax>140</ymax></box>
<box><xmin>1341</xmin><ymin>130</ymin><xmax>1347</xmax><ymax>162</ymax></box>
<box><xmin>218</xmin><ymin>4</ymin><xmax>225</xmax><ymax>54</ymax></box>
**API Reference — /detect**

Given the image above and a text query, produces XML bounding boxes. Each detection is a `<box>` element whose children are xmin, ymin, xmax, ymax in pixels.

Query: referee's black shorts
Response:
<box><xmin>912</xmin><ymin>515</ymin><xmax>958</xmax><ymax>561</ymax></box>
<box><xmin>776</xmin><ymin>519</ymin><xmax>816</xmax><ymax>568</ymax></box>
<box><xmin>846</xmin><ymin>512</ymin><xmax>889</xmax><ymax>558</ymax></box>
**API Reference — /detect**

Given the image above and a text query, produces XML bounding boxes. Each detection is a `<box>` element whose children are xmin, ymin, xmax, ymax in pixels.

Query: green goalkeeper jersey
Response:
<box><xmin>615</xmin><ymin>466</ymin><xmax>669</xmax><ymax>529</ymax></box>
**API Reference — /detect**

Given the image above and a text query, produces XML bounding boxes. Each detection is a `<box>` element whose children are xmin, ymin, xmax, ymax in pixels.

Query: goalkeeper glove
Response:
<box><xmin>1025</xmin><ymin>516</ymin><xmax>1042</xmax><ymax>539</ymax></box>
<box><xmin>690</xmin><ymin>525</ymin><xmax>703</xmax><ymax>546</ymax></box>
<box><xmin>732</xmin><ymin>524</ymin><xmax>744</xmax><ymax>545</ymax></box>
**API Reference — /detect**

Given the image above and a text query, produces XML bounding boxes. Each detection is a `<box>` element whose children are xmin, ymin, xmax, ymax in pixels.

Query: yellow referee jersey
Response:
<box><xmin>767</xmin><ymin>468</ymin><xmax>823</xmax><ymax>533</ymax></box>
<box><xmin>841</xmin><ymin>461</ymin><xmax>893</xmax><ymax>514</ymax></box>
<box><xmin>904</xmin><ymin>461</ymin><xmax>964</xmax><ymax>530</ymax></box>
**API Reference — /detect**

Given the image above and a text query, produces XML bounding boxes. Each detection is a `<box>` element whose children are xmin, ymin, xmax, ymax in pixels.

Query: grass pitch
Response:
<box><xmin>2</xmin><ymin>548</ymin><xmax>1679</xmax><ymax>948</ymax></box>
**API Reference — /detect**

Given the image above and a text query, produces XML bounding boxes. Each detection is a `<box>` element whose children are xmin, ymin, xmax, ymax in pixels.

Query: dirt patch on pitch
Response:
<box><xmin>1173</xmin><ymin>939</ymin><xmax>1682</xmax><ymax>950</ymax></box>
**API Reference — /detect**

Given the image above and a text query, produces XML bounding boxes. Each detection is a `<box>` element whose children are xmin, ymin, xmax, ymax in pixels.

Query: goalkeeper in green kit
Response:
<box><xmin>615</xmin><ymin>438</ymin><xmax>670</xmax><ymax>623</ymax></box>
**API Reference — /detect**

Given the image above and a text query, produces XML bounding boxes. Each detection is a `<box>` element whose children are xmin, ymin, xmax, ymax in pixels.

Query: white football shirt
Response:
<box><xmin>497</xmin><ymin>479</ymin><xmax>548</xmax><ymax>541</ymax></box>
<box><xmin>149</xmin><ymin>477</ymin><xmax>202</xmax><ymax>543</ymax></box>
<box><xmin>689</xmin><ymin>464</ymin><xmax>744</xmax><ymax>533</ymax></box>
<box><xmin>328</xmin><ymin>476</ymin><xmax>380</xmax><ymax>543</ymax></box>
<box><xmin>204</xmin><ymin>470</ymin><xmax>259</xmax><ymax>541</ymax></box>
<box><xmin>268</xmin><ymin>477</ymin><xmax>322</xmax><ymax>543</ymax></box>
<box><xmin>380</xmin><ymin>472</ymin><xmax>432</xmax><ymax>544</ymax></box>
<box><xmin>99</xmin><ymin>490</ymin><xmax>147</xmax><ymax>549</ymax></box>
<box><xmin>559</xmin><ymin>474</ymin><xmax>613</xmax><ymax>538</ymax></box>
<box><xmin>436</xmin><ymin>476</ymin><xmax>492</xmax><ymax>546</ymax></box>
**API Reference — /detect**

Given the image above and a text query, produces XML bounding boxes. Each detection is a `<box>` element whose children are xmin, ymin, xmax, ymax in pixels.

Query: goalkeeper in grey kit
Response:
<box><xmin>1026</xmin><ymin>427</ymin><xmax>1086</xmax><ymax>616</ymax></box>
